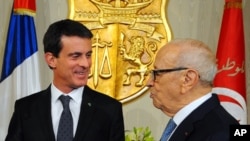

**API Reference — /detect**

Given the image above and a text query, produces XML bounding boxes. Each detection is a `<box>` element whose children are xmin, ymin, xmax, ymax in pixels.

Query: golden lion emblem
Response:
<box><xmin>119</xmin><ymin>35</ymin><xmax>157</xmax><ymax>87</ymax></box>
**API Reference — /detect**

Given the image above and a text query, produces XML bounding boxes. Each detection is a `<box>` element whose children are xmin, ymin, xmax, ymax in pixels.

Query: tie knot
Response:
<box><xmin>59</xmin><ymin>95</ymin><xmax>71</xmax><ymax>109</ymax></box>
<box><xmin>167</xmin><ymin>119</ymin><xmax>176</xmax><ymax>131</ymax></box>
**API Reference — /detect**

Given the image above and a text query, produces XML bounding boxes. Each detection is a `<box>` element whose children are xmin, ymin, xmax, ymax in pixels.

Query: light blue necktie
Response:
<box><xmin>160</xmin><ymin>118</ymin><xmax>177</xmax><ymax>141</ymax></box>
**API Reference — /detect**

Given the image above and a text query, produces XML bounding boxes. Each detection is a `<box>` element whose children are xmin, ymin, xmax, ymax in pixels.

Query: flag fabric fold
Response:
<box><xmin>212</xmin><ymin>0</ymin><xmax>247</xmax><ymax>124</ymax></box>
<box><xmin>0</xmin><ymin>0</ymin><xmax>41</xmax><ymax>139</ymax></box>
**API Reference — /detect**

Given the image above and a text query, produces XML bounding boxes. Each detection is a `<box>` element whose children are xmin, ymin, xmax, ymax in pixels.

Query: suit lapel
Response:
<box><xmin>37</xmin><ymin>86</ymin><xmax>56</xmax><ymax>141</ymax></box>
<box><xmin>74</xmin><ymin>86</ymin><xmax>96</xmax><ymax>141</ymax></box>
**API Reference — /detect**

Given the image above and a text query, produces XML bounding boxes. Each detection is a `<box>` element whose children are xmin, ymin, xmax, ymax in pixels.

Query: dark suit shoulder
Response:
<box><xmin>15</xmin><ymin>87</ymin><xmax>50</xmax><ymax>109</ymax></box>
<box><xmin>210</xmin><ymin>103</ymin><xmax>239</xmax><ymax>125</ymax></box>
<box><xmin>84</xmin><ymin>85</ymin><xmax>122</xmax><ymax>106</ymax></box>
<box><xmin>206</xmin><ymin>94</ymin><xmax>239</xmax><ymax>125</ymax></box>
<box><xmin>17</xmin><ymin>88</ymin><xmax>47</xmax><ymax>100</ymax></box>
<box><xmin>171</xmin><ymin>94</ymin><xmax>239</xmax><ymax>141</ymax></box>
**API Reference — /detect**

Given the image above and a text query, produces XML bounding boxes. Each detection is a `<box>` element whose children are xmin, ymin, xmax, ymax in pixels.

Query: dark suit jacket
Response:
<box><xmin>5</xmin><ymin>85</ymin><xmax>125</xmax><ymax>141</ymax></box>
<box><xmin>169</xmin><ymin>94</ymin><xmax>239</xmax><ymax>141</ymax></box>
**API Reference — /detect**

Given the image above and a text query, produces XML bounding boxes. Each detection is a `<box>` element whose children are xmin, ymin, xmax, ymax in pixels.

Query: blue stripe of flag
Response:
<box><xmin>0</xmin><ymin>10</ymin><xmax>38</xmax><ymax>82</ymax></box>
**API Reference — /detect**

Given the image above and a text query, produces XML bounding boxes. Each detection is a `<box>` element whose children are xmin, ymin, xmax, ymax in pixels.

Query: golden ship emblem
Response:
<box><xmin>68</xmin><ymin>0</ymin><xmax>172</xmax><ymax>103</ymax></box>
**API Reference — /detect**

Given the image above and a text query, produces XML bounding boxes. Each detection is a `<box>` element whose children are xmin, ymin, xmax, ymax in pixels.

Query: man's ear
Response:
<box><xmin>44</xmin><ymin>52</ymin><xmax>56</xmax><ymax>69</ymax></box>
<box><xmin>181</xmin><ymin>69</ymin><xmax>199</xmax><ymax>93</ymax></box>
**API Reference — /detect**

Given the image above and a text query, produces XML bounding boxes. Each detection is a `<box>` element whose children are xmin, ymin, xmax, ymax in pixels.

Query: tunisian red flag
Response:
<box><xmin>212</xmin><ymin>0</ymin><xmax>247</xmax><ymax>124</ymax></box>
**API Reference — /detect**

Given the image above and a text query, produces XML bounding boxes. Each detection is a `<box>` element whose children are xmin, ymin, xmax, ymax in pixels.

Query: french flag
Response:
<box><xmin>0</xmin><ymin>0</ymin><xmax>41</xmax><ymax>139</ymax></box>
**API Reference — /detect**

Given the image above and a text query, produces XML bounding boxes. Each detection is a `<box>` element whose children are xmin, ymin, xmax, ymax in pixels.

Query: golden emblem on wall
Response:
<box><xmin>68</xmin><ymin>0</ymin><xmax>172</xmax><ymax>103</ymax></box>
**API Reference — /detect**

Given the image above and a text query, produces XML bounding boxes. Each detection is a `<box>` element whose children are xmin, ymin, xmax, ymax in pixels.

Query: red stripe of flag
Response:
<box><xmin>213</xmin><ymin>0</ymin><xmax>247</xmax><ymax>124</ymax></box>
<box><xmin>13</xmin><ymin>0</ymin><xmax>36</xmax><ymax>15</ymax></box>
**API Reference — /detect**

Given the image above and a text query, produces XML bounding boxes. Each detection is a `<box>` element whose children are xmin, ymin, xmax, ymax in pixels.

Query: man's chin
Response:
<box><xmin>73</xmin><ymin>81</ymin><xmax>88</xmax><ymax>88</ymax></box>
<box><xmin>152</xmin><ymin>101</ymin><xmax>161</xmax><ymax>109</ymax></box>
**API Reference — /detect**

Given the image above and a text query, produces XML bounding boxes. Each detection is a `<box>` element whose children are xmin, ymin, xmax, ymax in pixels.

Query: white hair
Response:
<box><xmin>168</xmin><ymin>38</ymin><xmax>217</xmax><ymax>86</ymax></box>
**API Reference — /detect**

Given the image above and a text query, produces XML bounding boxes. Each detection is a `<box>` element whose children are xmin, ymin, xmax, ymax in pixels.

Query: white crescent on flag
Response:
<box><xmin>212</xmin><ymin>87</ymin><xmax>247</xmax><ymax>124</ymax></box>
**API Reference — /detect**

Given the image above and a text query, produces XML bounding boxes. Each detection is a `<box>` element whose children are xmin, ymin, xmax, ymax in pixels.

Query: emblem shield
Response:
<box><xmin>68</xmin><ymin>0</ymin><xmax>172</xmax><ymax>103</ymax></box>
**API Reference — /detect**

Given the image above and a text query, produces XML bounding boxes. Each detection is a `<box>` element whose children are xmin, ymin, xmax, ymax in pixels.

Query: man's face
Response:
<box><xmin>48</xmin><ymin>36</ymin><xmax>92</xmax><ymax>93</ymax></box>
<box><xmin>147</xmin><ymin>45</ymin><xmax>183</xmax><ymax>116</ymax></box>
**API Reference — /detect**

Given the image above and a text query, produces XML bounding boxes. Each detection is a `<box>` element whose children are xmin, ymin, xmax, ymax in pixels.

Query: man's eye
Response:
<box><xmin>72</xmin><ymin>55</ymin><xmax>79</xmax><ymax>58</ymax></box>
<box><xmin>86</xmin><ymin>53</ymin><xmax>92</xmax><ymax>58</ymax></box>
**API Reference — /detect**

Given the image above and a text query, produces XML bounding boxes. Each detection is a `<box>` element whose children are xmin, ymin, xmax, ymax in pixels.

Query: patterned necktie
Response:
<box><xmin>57</xmin><ymin>95</ymin><xmax>73</xmax><ymax>141</ymax></box>
<box><xmin>160</xmin><ymin>118</ymin><xmax>177</xmax><ymax>141</ymax></box>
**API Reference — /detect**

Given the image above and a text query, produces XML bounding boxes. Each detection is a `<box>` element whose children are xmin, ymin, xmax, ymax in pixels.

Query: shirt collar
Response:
<box><xmin>51</xmin><ymin>83</ymin><xmax>83</xmax><ymax>104</ymax></box>
<box><xmin>173</xmin><ymin>93</ymin><xmax>212</xmax><ymax>125</ymax></box>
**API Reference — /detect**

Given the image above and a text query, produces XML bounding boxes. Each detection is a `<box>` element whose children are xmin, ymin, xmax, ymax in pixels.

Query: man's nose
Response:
<box><xmin>79</xmin><ymin>57</ymin><xmax>91</xmax><ymax>67</ymax></box>
<box><xmin>146</xmin><ymin>77</ymin><xmax>154</xmax><ymax>87</ymax></box>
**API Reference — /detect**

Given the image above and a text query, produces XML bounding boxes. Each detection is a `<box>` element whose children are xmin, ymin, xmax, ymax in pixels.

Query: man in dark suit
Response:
<box><xmin>147</xmin><ymin>38</ymin><xmax>239</xmax><ymax>141</ymax></box>
<box><xmin>5</xmin><ymin>19</ymin><xmax>125</xmax><ymax>141</ymax></box>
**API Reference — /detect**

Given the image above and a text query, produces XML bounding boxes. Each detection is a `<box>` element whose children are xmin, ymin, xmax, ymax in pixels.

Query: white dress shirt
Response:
<box><xmin>51</xmin><ymin>83</ymin><xmax>83</xmax><ymax>139</ymax></box>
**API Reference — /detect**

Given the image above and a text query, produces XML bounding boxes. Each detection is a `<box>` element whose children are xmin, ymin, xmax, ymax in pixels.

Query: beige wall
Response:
<box><xmin>0</xmin><ymin>0</ymin><xmax>249</xmax><ymax>140</ymax></box>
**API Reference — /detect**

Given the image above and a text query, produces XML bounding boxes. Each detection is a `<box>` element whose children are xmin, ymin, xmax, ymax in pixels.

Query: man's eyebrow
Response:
<box><xmin>68</xmin><ymin>50</ymin><xmax>93</xmax><ymax>56</ymax></box>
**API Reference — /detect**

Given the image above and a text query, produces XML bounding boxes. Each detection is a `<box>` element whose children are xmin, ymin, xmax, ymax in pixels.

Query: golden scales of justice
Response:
<box><xmin>68</xmin><ymin>0</ymin><xmax>172</xmax><ymax>103</ymax></box>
